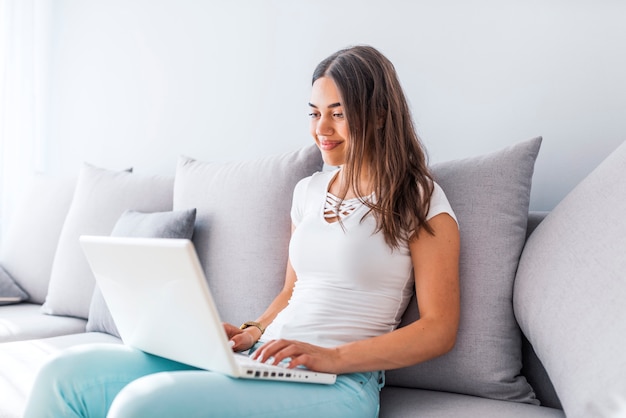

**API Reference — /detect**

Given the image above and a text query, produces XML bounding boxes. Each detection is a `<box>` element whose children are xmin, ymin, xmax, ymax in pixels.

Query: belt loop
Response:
<box><xmin>377</xmin><ymin>371</ymin><xmax>385</xmax><ymax>390</ymax></box>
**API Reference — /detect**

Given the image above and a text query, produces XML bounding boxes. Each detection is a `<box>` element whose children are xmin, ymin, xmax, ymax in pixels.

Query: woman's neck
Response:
<box><xmin>329</xmin><ymin>166</ymin><xmax>373</xmax><ymax>200</ymax></box>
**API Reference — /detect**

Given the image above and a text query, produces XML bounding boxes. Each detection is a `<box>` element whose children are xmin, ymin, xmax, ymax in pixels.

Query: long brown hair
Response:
<box><xmin>313</xmin><ymin>45</ymin><xmax>434</xmax><ymax>248</ymax></box>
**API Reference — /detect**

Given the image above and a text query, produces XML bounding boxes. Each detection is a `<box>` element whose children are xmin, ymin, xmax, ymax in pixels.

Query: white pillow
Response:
<box><xmin>0</xmin><ymin>175</ymin><xmax>75</xmax><ymax>303</ymax></box>
<box><xmin>514</xmin><ymin>140</ymin><xmax>626</xmax><ymax>416</ymax></box>
<box><xmin>42</xmin><ymin>164</ymin><xmax>174</xmax><ymax>319</ymax></box>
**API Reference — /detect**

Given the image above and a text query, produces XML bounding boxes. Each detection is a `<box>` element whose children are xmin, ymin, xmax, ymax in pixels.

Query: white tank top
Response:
<box><xmin>262</xmin><ymin>169</ymin><xmax>457</xmax><ymax>348</ymax></box>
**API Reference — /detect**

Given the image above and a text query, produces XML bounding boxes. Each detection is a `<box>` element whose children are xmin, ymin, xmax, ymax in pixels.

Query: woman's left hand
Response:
<box><xmin>251</xmin><ymin>339</ymin><xmax>340</xmax><ymax>374</ymax></box>
<box><xmin>223</xmin><ymin>322</ymin><xmax>259</xmax><ymax>352</ymax></box>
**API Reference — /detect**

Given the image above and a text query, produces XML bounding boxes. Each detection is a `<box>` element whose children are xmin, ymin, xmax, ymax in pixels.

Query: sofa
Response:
<box><xmin>1</xmin><ymin>137</ymin><xmax>624</xmax><ymax>418</ymax></box>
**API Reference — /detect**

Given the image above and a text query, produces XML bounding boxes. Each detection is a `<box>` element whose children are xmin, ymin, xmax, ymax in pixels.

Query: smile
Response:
<box><xmin>319</xmin><ymin>140</ymin><xmax>342</xmax><ymax>151</ymax></box>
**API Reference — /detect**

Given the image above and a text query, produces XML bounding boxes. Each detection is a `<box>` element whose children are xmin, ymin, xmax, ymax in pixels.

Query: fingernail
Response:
<box><xmin>228</xmin><ymin>340</ymin><xmax>235</xmax><ymax>348</ymax></box>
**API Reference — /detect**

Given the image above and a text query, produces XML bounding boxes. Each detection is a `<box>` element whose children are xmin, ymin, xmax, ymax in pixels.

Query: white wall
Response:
<box><xmin>38</xmin><ymin>0</ymin><xmax>626</xmax><ymax>211</ymax></box>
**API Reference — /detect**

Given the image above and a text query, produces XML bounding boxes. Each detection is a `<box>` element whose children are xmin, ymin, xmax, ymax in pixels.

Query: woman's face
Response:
<box><xmin>309</xmin><ymin>77</ymin><xmax>350</xmax><ymax>167</ymax></box>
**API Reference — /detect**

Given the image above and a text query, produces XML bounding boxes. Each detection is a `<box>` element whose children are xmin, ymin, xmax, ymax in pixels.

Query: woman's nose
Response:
<box><xmin>316</xmin><ymin>116</ymin><xmax>334</xmax><ymax>136</ymax></box>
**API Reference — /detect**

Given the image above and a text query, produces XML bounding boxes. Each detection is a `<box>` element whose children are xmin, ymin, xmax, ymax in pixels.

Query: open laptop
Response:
<box><xmin>79</xmin><ymin>235</ymin><xmax>336</xmax><ymax>385</ymax></box>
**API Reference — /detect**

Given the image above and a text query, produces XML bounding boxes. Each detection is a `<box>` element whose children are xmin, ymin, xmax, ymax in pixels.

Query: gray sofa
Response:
<box><xmin>1</xmin><ymin>137</ymin><xmax>625</xmax><ymax>418</ymax></box>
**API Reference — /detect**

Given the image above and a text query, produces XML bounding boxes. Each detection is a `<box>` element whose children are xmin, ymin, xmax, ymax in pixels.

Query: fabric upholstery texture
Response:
<box><xmin>514</xmin><ymin>140</ymin><xmax>626</xmax><ymax>418</ymax></box>
<box><xmin>172</xmin><ymin>145</ymin><xmax>323</xmax><ymax>325</ymax></box>
<box><xmin>386</xmin><ymin>137</ymin><xmax>542</xmax><ymax>404</ymax></box>
<box><xmin>42</xmin><ymin>164</ymin><xmax>174</xmax><ymax>319</ymax></box>
<box><xmin>0</xmin><ymin>175</ymin><xmax>75</xmax><ymax>304</ymax></box>
<box><xmin>0</xmin><ymin>266</ymin><xmax>29</xmax><ymax>305</ymax></box>
<box><xmin>85</xmin><ymin>209</ymin><xmax>197</xmax><ymax>337</ymax></box>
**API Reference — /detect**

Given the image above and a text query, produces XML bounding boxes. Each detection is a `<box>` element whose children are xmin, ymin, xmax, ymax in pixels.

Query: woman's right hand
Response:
<box><xmin>223</xmin><ymin>322</ymin><xmax>259</xmax><ymax>352</ymax></box>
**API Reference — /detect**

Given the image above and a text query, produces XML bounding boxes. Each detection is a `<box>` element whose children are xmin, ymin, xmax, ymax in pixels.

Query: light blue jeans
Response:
<box><xmin>23</xmin><ymin>343</ymin><xmax>383</xmax><ymax>417</ymax></box>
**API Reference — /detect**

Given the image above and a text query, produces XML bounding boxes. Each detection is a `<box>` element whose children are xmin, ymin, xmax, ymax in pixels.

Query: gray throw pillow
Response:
<box><xmin>173</xmin><ymin>145</ymin><xmax>323</xmax><ymax>325</ymax></box>
<box><xmin>86</xmin><ymin>208</ymin><xmax>197</xmax><ymax>337</ymax></box>
<box><xmin>514</xmin><ymin>140</ymin><xmax>626</xmax><ymax>417</ymax></box>
<box><xmin>0</xmin><ymin>266</ymin><xmax>29</xmax><ymax>305</ymax></box>
<box><xmin>386</xmin><ymin>137</ymin><xmax>542</xmax><ymax>404</ymax></box>
<box><xmin>42</xmin><ymin>164</ymin><xmax>174</xmax><ymax>319</ymax></box>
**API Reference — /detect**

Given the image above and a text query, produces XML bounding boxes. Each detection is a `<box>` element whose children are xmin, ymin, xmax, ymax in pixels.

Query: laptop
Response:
<box><xmin>79</xmin><ymin>235</ymin><xmax>336</xmax><ymax>385</ymax></box>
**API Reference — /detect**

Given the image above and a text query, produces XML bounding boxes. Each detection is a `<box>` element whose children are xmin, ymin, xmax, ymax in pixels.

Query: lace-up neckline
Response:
<box><xmin>324</xmin><ymin>169</ymin><xmax>373</xmax><ymax>223</ymax></box>
<box><xmin>324</xmin><ymin>192</ymin><xmax>372</xmax><ymax>222</ymax></box>
<box><xmin>324</xmin><ymin>193</ymin><xmax>359</xmax><ymax>219</ymax></box>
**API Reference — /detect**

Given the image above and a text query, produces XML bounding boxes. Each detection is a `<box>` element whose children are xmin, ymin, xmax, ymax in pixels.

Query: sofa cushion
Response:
<box><xmin>514</xmin><ymin>140</ymin><xmax>626</xmax><ymax>417</ymax></box>
<box><xmin>0</xmin><ymin>266</ymin><xmax>28</xmax><ymax>305</ymax></box>
<box><xmin>0</xmin><ymin>303</ymin><xmax>86</xmax><ymax>343</ymax></box>
<box><xmin>386</xmin><ymin>137</ymin><xmax>541</xmax><ymax>403</ymax></box>
<box><xmin>42</xmin><ymin>164</ymin><xmax>174</xmax><ymax>319</ymax></box>
<box><xmin>0</xmin><ymin>175</ymin><xmax>75</xmax><ymax>304</ymax></box>
<box><xmin>86</xmin><ymin>209</ymin><xmax>197</xmax><ymax>337</ymax></box>
<box><xmin>172</xmin><ymin>145</ymin><xmax>323</xmax><ymax>325</ymax></box>
<box><xmin>109</xmin><ymin>209</ymin><xmax>197</xmax><ymax>240</ymax></box>
<box><xmin>380</xmin><ymin>386</ymin><xmax>564</xmax><ymax>418</ymax></box>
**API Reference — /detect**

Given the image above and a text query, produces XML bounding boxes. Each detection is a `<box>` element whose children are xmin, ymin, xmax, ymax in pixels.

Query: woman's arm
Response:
<box><xmin>253</xmin><ymin>213</ymin><xmax>460</xmax><ymax>374</ymax></box>
<box><xmin>225</xmin><ymin>225</ymin><xmax>298</xmax><ymax>352</ymax></box>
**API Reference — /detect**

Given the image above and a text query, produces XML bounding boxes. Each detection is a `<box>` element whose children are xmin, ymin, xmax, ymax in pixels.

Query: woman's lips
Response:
<box><xmin>319</xmin><ymin>140</ymin><xmax>342</xmax><ymax>151</ymax></box>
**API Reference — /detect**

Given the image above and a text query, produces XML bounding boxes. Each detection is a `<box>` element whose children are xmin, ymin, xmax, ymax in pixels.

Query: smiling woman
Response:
<box><xmin>308</xmin><ymin>77</ymin><xmax>349</xmax><ymax>167</ymax></box>
<box><xmin>23</xmin><ymin>45</ymin><xmax>460</xmax><ymax>418</ymax></box>
<box><xmin>308</xmin><ymin>46</ymin><xmax>437</xmax><ymax>248</ymax></box>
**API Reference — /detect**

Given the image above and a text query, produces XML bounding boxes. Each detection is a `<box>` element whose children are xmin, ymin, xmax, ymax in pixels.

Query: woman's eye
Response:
<box><xmin>333</xmin><ymin>113</ymin><xmax>344</xmax><ymax>119</ymax></box>
<box><xmin>308</xmin><ymin>112</ymin><xmax>320</xmax><ymax>119</ymax></box>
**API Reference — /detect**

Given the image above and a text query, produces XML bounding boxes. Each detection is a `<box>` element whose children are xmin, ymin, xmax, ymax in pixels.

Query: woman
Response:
<box><xmin>24</xmin><ymin>45</ymin><xmax>460</xmax><ymax>418</ymax></box>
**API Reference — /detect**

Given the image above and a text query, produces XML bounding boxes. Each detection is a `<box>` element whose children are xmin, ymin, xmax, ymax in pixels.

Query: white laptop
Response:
<box><xmin>79</xmin><ymin>235</ymin><xmax>336</xmax><ymax>385</ymax></box>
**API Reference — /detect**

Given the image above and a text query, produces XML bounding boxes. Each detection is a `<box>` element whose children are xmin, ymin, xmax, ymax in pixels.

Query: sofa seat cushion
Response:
<box><xmin>380</xmin><ymin>386</ymin><xmax>565</xmax><ymax>418</ymax></box>
<box><xmin>0</xmin><ymin>303</ymin><xmax>86</xmax><ymax>343</ymax></box>
<box><xmin>0</xmin><ymin>332</ymin><xmax>122</xmax><ymax>418</ymax></box>
<box><xmin>514</xmin><ymin>139</ymin><xmax>626</xmax><ymax>417</ymax></box>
